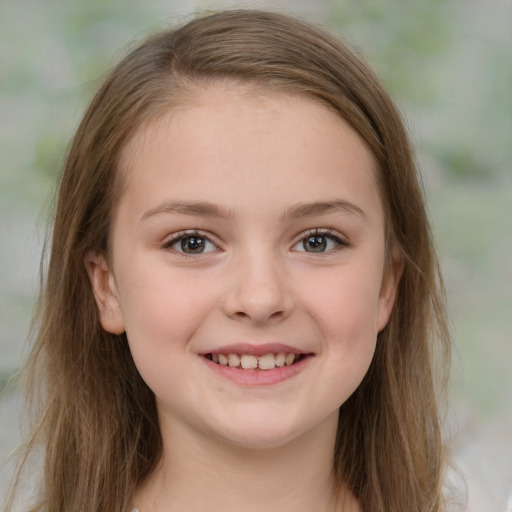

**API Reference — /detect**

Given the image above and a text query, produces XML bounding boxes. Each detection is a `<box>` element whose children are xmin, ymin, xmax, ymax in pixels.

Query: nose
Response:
<box><xmin>222</xmin><ymin>250</ymin><xmax>294</xmax><ymax>325</ymax></box>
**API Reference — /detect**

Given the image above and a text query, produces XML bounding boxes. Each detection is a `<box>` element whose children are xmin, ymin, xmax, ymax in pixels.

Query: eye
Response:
<box><xmin>292</xmin><ymin>230</ymin><xmax>347</xmax><ymax>253</ymax></box>
<box><xmin>163</xmin><ymin>231</ymin><xmax>218</xmax><ymax>255</ymax></box>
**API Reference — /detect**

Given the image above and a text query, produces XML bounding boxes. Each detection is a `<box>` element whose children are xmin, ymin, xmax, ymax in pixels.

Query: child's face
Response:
<box><xmin>88</xmin><ymin>86</ymin><xmax>401</xmax><ymax>449</ymax></box>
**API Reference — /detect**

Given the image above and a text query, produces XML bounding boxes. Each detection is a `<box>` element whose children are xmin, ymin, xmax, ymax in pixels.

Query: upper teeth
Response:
<box><xmin>211</xmin><ymin>352</ymin><xmax>297</xmax><ymax>370</ymax></box>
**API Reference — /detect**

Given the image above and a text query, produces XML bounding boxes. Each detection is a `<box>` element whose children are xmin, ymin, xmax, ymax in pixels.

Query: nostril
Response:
<box><xmin>230</xmin><ymin>308</ymin><xmax>287</xmax><ymax>324</ymax></box>
<box><xmin>233</xmin><ymin>311</ymin><xmax>251</xmax><ymax>319</ymax></box>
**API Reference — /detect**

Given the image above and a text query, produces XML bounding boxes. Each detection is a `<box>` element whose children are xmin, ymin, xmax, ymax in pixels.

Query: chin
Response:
<box><xmin>218</xmin><ymin>429</ymin><xmax>302</xmax><ymax>451</ymax></box>
<box><xmin>208</xmin><ymin>412</ymin><xmax>324</xmax><ymax>451</ymax></box>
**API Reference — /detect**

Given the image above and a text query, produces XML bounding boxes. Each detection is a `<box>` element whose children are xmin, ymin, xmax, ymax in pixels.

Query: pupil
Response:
<box><xmin>181</xmin><ymin>236</ymin><xmax>205</xmax><ymax>253</ymax></box>
<box><xmin>305</xmin><ymin>235</ymin><xmax>326</xmax><ymax>252</ymax></box>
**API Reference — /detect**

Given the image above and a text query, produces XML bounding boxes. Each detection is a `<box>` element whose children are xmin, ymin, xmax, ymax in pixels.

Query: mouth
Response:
<box><xmin>204</xmin><ymin>352</ymin><xmax>308</xmax><ymax>371</ymax></box>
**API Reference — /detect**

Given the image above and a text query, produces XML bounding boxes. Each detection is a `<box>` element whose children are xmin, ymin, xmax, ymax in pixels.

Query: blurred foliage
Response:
<box><xmin>334</xmin><ymin>0</ymin><xmax>453</xmax><ymax>104</ymax></box>
<box><xmin>429</xmin><ymin>179</ymin><xmax>512</xmax><ymax>416</ymax></box>
<box><xmin>1</xmin><ymin>0</ymin><xmax>179</xmax><ymax>205</ymax></box>
<box><xmin>333</xmin><ymin>0</ymin><xmax>511</xmax><ymax>182</ymax></box>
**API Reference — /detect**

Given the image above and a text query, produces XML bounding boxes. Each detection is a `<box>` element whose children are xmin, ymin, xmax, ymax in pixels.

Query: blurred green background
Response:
<box><xmin>1</xmin><ymin>0</ymin><xmax>511</xmax><ymax>509</ymax></box>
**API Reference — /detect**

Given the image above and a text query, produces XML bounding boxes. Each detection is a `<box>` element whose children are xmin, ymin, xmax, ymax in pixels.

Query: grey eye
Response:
<box><xmin>303</xmin><ymin>235</ymin><xmax>328</xmax><ymax>252</ymax></box>
<box><xmin>180</xmin><ymin>236</ymin><xmax>207</xmax><ymax>253</ymax></box>
<box><xmin>168</xmin><ymin>234</ymin><xmax>217</xmax><ymax>254</ymax></box>
<box><xmin>292</xmin><ymin>231</ymin><xmax>346</xmax><ymax>253</ymax></box>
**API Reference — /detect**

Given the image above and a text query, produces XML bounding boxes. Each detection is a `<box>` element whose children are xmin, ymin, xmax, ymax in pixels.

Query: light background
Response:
<box><xmin>1</xmin><ymin>0</ymin><xmax>511</xmax><ymax>510</ymax></box>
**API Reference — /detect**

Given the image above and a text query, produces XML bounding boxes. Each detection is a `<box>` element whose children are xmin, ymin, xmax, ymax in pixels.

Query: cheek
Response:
<box><xmin>301</xmin><ymin>262</ymin><xmax>382</xmax><ymax>356</ymax></box>
<box><xmin>310</xmin><ymin>268</ymin><xmax>381</xmax><ymax>405</ymax></box>
<box><xmin>115</xmin><ymin>268</ymin><xmax>214</xmax><ymax>377</ymax></box>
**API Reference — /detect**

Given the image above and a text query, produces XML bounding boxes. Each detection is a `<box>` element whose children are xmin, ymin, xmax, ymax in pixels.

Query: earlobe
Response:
<box><xmin>376</xmin><ymin>248</ymin><xmax>404</xmax><ymax>332</ymax></box>
<box><xmin>84</xmin><ymin>252</ymin><xmax>126</xmax><ymax>334</ymax></box>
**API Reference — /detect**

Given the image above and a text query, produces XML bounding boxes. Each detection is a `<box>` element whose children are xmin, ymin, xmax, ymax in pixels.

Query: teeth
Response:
<box><xmin>240</xmin><ymin>355</ymin><xmax>258</xmax><ymax>369</ymax></box>
<box><xmin>228</xmin><ymin>353</ymin><xmax>240</xmax><ymax>368</ymax></box>
<box><xmin>209</xmin><ymin>352</ymin><xmax>301</xmax><ymax>370</ymax></box>
<box><xmin>258</xmin><ymin>353</ymin><xmax>276</xmax><ymax>370</ymax></box>
<box><xmin>285</xmin><ymin>353</ymin><xmax>296</xmax><ymax>366</ymax></box>
<box><xmin>275</xmin><ymin>353</ymin><xmax>286</xmax><ymax>367</ymax></box>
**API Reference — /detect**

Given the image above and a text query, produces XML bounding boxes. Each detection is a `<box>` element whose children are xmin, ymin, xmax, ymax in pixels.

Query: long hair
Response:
<box><xmin>7</xmin><ymin>10</ymin><xmax>450</xmax><ymax>512</ymax></box>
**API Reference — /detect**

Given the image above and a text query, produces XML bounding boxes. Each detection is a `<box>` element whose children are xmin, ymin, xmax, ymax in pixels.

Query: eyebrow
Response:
<box><xmin>281</xmin><ymin>200</ymin><xmax>369</xmax><ymax>223</ymax></box>
<box><xmin>140</xmin><ymin>198</ymin><xmax>368</xmax><ymax>223</ymax></box>
<box><xmin>140</xmin><ymin>200</ymin><xmax>235</xmax><ymax>222</ymax></box>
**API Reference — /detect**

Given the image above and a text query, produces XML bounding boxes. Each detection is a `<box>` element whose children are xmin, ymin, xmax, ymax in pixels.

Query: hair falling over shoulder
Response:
<box><xmin>6</xmin><ymin>10</ymin><xmax>451</xmax><ymax>512</ymax></box>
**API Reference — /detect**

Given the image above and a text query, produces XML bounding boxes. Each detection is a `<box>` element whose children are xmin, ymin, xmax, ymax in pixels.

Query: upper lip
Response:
<box><xmin>199</xmin><ymin>343</ymin><xmax>310</xmax><ymax>357</ymax></box>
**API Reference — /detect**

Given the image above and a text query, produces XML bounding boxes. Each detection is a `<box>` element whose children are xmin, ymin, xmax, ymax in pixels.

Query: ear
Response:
<box><xmin>376</xmin><ymin>247</ymin><xmax>404</xmax><ymax>332</ymax></box>
<box><xmin>84</xmin><ymin>251</ymin><xmax>126</xmax><ymax>334</ymax></box>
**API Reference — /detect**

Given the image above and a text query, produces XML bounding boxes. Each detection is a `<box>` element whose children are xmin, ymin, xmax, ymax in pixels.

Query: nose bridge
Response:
<box><xmin>223</xmin><ymin>243</ymin><xmax>293</xmax><ymax>324</ymax></box>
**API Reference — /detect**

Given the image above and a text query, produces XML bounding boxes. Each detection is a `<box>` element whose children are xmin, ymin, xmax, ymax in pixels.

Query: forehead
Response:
<box><xmin>116</xmin><ymin>86</ymin><xmax>382</xmax><ymax>223</ymax></box>
<box><xmin>120</xmin><ymin>84</ymin><xmax>375</xmax><ymax>169</ymax></box>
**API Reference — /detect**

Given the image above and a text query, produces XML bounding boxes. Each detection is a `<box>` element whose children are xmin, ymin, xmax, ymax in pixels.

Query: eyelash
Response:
<box><xmin>161</xmin><ymin>230</ymin><xmax>219</xmax><ymax>256</ymax></box>
<box><xmin>162</xmin><ymin>228</ymin><xmax>349</xmax><ymax>257</ymax></box>
<box><xmin>292</xmin><ymin>228</ymin><xmax>349</xmax><ymax>253</ymax></box>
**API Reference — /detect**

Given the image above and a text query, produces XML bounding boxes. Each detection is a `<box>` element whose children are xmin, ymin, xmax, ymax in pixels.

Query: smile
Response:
<box><xmin>205</xmin><ymin>352</ymin><xmax>304</xmax><ymax>371</ymax></box>
<box><xmin>200</xmin><ymin>344</ymin><xmax>314</xmax><ymax>385</ymax></box>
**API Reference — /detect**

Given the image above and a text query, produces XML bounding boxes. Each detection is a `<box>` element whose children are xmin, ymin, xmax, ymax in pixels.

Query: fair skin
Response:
<box><xmin>87</xmin><ymin>85</ymin><xmax>402</xmax><ymax>511</ymax></box>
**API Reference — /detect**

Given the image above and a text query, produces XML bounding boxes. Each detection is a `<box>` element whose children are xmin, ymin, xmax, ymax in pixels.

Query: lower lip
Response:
<box><xmin>201</xmin><ymin>355</ymin><xmax>313</xmax><ymax>386</ymax></box>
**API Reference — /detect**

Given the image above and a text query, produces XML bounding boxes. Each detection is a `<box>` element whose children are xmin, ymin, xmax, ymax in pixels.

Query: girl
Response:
<box><xmin>7</xmin><ymin>9</ymin><xmax>451</xmax><ymax>512</ymax></box>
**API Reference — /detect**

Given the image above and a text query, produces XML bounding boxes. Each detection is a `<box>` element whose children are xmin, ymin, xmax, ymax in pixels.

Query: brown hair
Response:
<box><xmin>7</xmin><ymin>10</ymin><xmax>451</xmax><ymax>512</ymax></box>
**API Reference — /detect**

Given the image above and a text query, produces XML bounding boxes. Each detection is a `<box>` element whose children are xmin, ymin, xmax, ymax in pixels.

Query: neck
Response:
<box><xmin>134</xmin><ymin>411</ymin><xmax>359</xmax><ymax>512</ymax></box>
